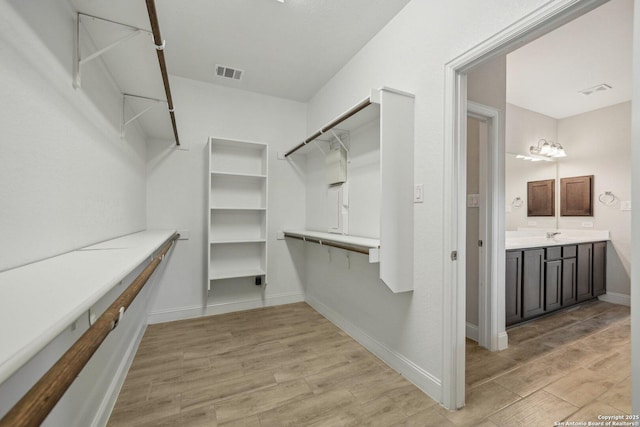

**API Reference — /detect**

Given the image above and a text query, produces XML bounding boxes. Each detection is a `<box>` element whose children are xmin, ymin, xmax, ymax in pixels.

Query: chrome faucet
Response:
<box><xmin>546</xmin><ymin>231</ymin><xmax>561</xmax><ymax>239</ymax></box>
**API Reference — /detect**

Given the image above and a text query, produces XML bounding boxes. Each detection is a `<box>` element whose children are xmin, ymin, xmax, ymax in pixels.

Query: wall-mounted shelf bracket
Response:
<box><xmin>73</xmin><ymin>13</ymin><xmax>152</xmax><ymax>89</ymax></box>
<box><xmin>329</xmin><ymin>129</ymin><xmax>350</xmax><ymax>154</ymax></box>
<box><xmin>121</xmin><ymin>93</ymin><xmax>167</xmax><ymax>138</ymax></box>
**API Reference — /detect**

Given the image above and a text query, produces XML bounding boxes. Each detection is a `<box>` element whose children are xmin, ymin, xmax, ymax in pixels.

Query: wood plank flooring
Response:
<box><xmin>108</xmin><ymin>300</ymin><xmax>631</xmax><ymax>426</ymax></box>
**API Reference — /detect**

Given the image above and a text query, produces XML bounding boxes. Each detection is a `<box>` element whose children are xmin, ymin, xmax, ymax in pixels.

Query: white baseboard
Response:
<box><xmin>498</xmin><ymin>331</ymin><xmax>509</xmax><ymax>350</ymax></box>
<box><xmin>91</xmin><ymin>320</ymin><xmax>147</xmax><ymax>427</ymax></box>
<box><xmin>598</xmin><ymin>292</ymin><xmax>631</xmax><ymax>306</ymax></box>
<box><xmin>465</xmin><ymin>322</ymin><xmax>479</xmax><ymax>342</ymax></box>
<box><xmin>147</xmin><ymin>292</ymin><xmax>305</xmax><ymax>324</ymax></box>
<box><xmin>305</xmin><ymin>295</ymin><xmax>441</xmax><ymax>402</ymax></box>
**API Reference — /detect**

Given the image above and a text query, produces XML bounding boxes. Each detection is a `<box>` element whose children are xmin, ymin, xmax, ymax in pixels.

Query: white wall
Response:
<box><xmin>557</xmin><ymin>102</ymin><xmax>632</xmax><ymax>296</ymax></box>
<box><xmin>0</xmin><ymin>2</ymin><xmax>155</xmax><ymax>425</ymax></box>
<box><xmin>301</xmin><ymin>118</ymin><xmax>381</xmax><ymax>238</ymax></box>
<box><xmin>146</xmin><ymin>77</ymin><xmax>308</xmax><ymax>322</ymax></box>
<box><xmin>0</xmin><ymin>1</ymin><xmax>147</xmax><ymax>272</ymax></box>
<box><xmin>302</xmin><ymin>0</ymin><xmax>551</xmax><ymax>402</ymax></box>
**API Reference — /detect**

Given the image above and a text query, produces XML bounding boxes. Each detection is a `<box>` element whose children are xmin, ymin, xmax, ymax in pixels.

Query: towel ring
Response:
<box><xmin>598</xmin><ymin>191</ymin><xmax>616</xmax><ymax>205</ymax></box>
<box><xmin>512</xmin><ymin>197</ymin><xmax>523</xmax><ymax>208</ymax></box>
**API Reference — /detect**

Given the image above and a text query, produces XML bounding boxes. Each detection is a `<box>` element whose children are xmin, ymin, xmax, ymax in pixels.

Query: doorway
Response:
<box><xmin>441</xmin><ymin>0</ymin><xmax>616</xmax><ymax>410</ymax></box>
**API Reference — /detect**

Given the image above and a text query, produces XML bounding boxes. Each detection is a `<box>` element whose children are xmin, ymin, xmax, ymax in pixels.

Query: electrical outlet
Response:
<box><xmin>581</xmin><ymin>221</ymin><xmax>594</xmax><ymax>228</ymax></box>
<box><xmin>277</xmin><ymin>151</ymin><xmax>286</xmax><ymax>160</ymax></box>
<box><xmin>621</xmin><ymin>200</ymin><xmax>632</xmax><ymax>211</ymax></box>
<box><xmin>528</xmin><ymin>221</ymin><xmax>537</xmax><ymax>226</ymax></box>
<box><xmin>276</xmin><ymin>231</ymin><xmax>285</xmax><ymax>240</ymax></box>
<box><xmin>178</xmin><ymin>230</ymin><xmax>190</xmax><ymax>240</ymax></box>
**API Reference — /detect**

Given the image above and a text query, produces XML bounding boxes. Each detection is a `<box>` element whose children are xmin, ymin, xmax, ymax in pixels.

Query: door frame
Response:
<box><xmin>467</xmin><ymin>102</ymin><xmax>506</xmax><ymax>352</ymax></box>
<box><xmin>441</xmin><ymin>0</ymin><xmax>609</xmax><ymax>410</ymax></box>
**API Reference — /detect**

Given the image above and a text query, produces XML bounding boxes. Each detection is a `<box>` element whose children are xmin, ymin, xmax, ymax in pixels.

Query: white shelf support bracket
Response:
<box><xmin>330</xmin><ymin>129</ymin><xmax>350</xmax><ymax>154</ymax></box>
<box><xmin>312</xmin><ymin>140</ymin><xmax>327</xmax><ymax>156</ymax></box>
<box><xmin>121</xmin><ymin>94</ymin><xmax>167</xmax><ymax>138</ymax></box>
<box><xmin>73</xmin><ymin>13</ymin><xmax>152</xmax><ymax>89</ymax></box>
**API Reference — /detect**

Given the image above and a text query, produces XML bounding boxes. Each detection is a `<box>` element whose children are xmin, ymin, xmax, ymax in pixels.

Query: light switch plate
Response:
<box><xmin>414</xmin><ymin>184</ymin><xmax>424</xmax><ymax>203</ymax></box>
<box><xmin>621</xmin><ymin>200</ymin><xmax>632</xmax><ymax>211</ymax></box>
<box><xmin>467</xmin><ymin>194</ymin><xmax>480</xmax><ymax>208</ymax></box>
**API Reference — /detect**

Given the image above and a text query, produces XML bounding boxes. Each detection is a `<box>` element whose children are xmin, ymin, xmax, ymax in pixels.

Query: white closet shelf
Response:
<box><xmin>210</xmin><ymin>238</ymin><xmax>266</xmax><ymax>244</ymax></box>
<box><xmin>210</xmin><ymin>206</ymin><xmax>266</xmax><ymax>211</ymax></box>
<box><xmin>283</xmin><ymin>230</ymin><xmax>380</xmax><ymax>263</ymax></box>
<box><xmin>0</xmin><ymin>229</ymin><xmax>176</xmax><ymax>384</ymax></box>
<box><xmin>209</xmin><ymin>268</ymin><xmax>266</xmax><ymax>281</ymax></box>
<box><xmin>210</xmin><ymin>171</ymin><xmax>267</xmax><ymax>179</ymax></box>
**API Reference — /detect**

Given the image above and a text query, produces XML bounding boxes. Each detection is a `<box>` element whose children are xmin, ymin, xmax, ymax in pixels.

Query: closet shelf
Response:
<box><xmin>210</xmin><ymin>206</ymin><xmax>266</xmax><ymax>211</ymax></box>
<box><xmin>210</xmin><ymin>171</ymin><xmax>267</xmax><ymax>179</ymax></box>
<box><xmin>0</xmin><ymin>230</ymin><xmax>176</xmax><ymax>384</ymax></box>
<box><xmin>284</xmin><ymin>230</ymin><xmax>380</xmax><ymax>263</ymax></box>
<box><xmin>209</xmin><ymin>268</ymin><xmax>266</xmax><ymax>281</ymax></box>
<box><xmin>210</xmin><ymin>238</ymin><xmax>266</xmax><ymax>244</ymax></box>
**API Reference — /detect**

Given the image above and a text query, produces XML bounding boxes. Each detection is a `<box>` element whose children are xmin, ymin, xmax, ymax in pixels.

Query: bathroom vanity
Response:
<box><xmin>505</xmin><ymin>231</ymin><xmax>607</xmax><ymax>326</ymax></box>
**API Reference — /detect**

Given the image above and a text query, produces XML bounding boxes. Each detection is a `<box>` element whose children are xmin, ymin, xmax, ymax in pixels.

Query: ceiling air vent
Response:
<box><xmin>215</xmin><ymin>64</ymin><xmax>243</xmax><ymax>81</ymax></box>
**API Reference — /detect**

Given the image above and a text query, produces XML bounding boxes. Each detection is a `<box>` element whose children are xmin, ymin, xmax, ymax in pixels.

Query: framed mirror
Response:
<box><xmin>505</xmin><ymin>153</ymin><xmax>558</xmax><ymax>230</ymax></box>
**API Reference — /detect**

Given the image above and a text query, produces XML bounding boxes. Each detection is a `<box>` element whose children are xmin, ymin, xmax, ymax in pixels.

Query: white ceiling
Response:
<box><xmin>155</xmin><ymin>0</ymin><xmax>411</xmax><ymax>102</ymax></box>
<box><xmin>506</xmin><ymin>0</ymin><xmax>633</xmax><ymax>119</ymax></box>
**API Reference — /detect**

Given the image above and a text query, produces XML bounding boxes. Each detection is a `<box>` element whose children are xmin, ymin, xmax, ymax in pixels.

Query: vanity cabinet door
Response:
<box><xmin>522</xmin><ymin>249</ymin><xmax>545</xmax><ymax>319</ymax></box>
<box><xmin>577</xmin><ymin>244</ymin><xmax>593</xmax><ymax>302</ymax></box>
<box><xmin>592</xmin><ymin>242</ymin><xmax>606</xmax><ymax>297</ymax></box>
<box><xmin>545</xmin><ymin>260</ymin><xmax>562</xmax><ymax>311</ymax></box>
<box><xmin>506</xmin><ymin>251</ymin><xmax>522</xmax><ymax>326</ymax></box>
<box><xmin>562</xmin><ymin>257</ymin><xmax>578</xmax><ymax>306</ymax></box>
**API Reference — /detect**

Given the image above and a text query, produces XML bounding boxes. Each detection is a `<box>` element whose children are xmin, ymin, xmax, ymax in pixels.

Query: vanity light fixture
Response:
<box><xmin>516</xmin><ymin>154</ymin><xmax>552</xmax><ymax>162</ymax></box>
<box><xmin>529</xmin><ymin>139</ymin><xmax>567</xmax><ymax>158</ymax></box>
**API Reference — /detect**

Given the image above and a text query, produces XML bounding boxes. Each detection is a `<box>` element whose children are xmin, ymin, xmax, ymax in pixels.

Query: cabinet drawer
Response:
<box><xmin>546</xmin><ymin>246</ymin><xmax>562</xmax><ymax>260</ymax></box>
<box><xmin>563</xmin><ymin>245</ymin><xmax>577</xmax><ymax>258</ymax></box>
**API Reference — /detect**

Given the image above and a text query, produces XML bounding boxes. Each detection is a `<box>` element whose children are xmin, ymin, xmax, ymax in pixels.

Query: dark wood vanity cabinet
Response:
<box><xmin>522</xmin><ymin>249</ymin><xmax>545</xmax><ymax>319</ymax></box>
<box><xmin>506</xmin><ymin>241</ymin><xmax>606</xmax><ymax>326</ymax></box>
<box><xmin>505</xmin><ymin>251</ymin><xmax>522</xmax><ymax>326</ymax></box>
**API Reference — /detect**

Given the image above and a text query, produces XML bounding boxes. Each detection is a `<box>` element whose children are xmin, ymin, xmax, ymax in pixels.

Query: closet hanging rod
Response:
<box><xmin>284</xmin><ymin>232</ymin><xmax>370</xmax><ymax>255</ymax></box>
<box><xmin>0</xmin><ymin>233</ymin><xmax>179</xmax><ymax>427</ymax></box>
<box><xmin>284</xmin><ymin>98</ymin><xmax>372</xmax><ymax>158</ymax></box>
<box><xmin>145</xmin><ymin>0</ymin><xmax>180</xmax><ymax>146</ymax></box>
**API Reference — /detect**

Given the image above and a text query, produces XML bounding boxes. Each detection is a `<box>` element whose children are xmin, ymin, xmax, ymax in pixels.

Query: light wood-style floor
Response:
<box><xmin>108</xmin><ymin>300</ymin><xmax>630</xmax><ymax>426</ymax></box>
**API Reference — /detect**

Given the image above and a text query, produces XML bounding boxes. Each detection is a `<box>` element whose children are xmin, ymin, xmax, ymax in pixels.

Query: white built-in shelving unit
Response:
<box><xmin>208</xmin><ymin>138</ymin><xmax>268</xmax><ymax>290</ymax></box>
<box><xmin>282</xmin><ymin>87</ymin><xmax>415</xmax><ymax>293</ymax></box>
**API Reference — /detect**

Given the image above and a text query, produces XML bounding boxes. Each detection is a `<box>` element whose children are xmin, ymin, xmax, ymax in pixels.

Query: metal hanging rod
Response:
<box><xmin>284</xmin><ymin>98</ymin><xmax>372</xmax><ymax>158</ymax></box>
<box><xmin>284</xmin><ymin>232</ymin><xmax>370</xmax><ymax>255</ymax></box>
<box><xmin>0</xmin><ymin>233</ymin><xmax>179</xmax><ymax>427</ymax></box>
<box><xmin>145</xmin><ymin>0</ymin><xmax>180</xmax><ymax>146</ymax></box>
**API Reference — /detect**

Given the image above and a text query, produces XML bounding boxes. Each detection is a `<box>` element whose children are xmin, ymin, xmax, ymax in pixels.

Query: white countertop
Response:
<box><xmin>0</xmin><ymin>229</ymin><xmax>176</xmax><ymax>384</ymax></box>
<box><xmin>506</xmin><ymin>229</ymin><xmax>609</xmax><ymax>250</ymax></box>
